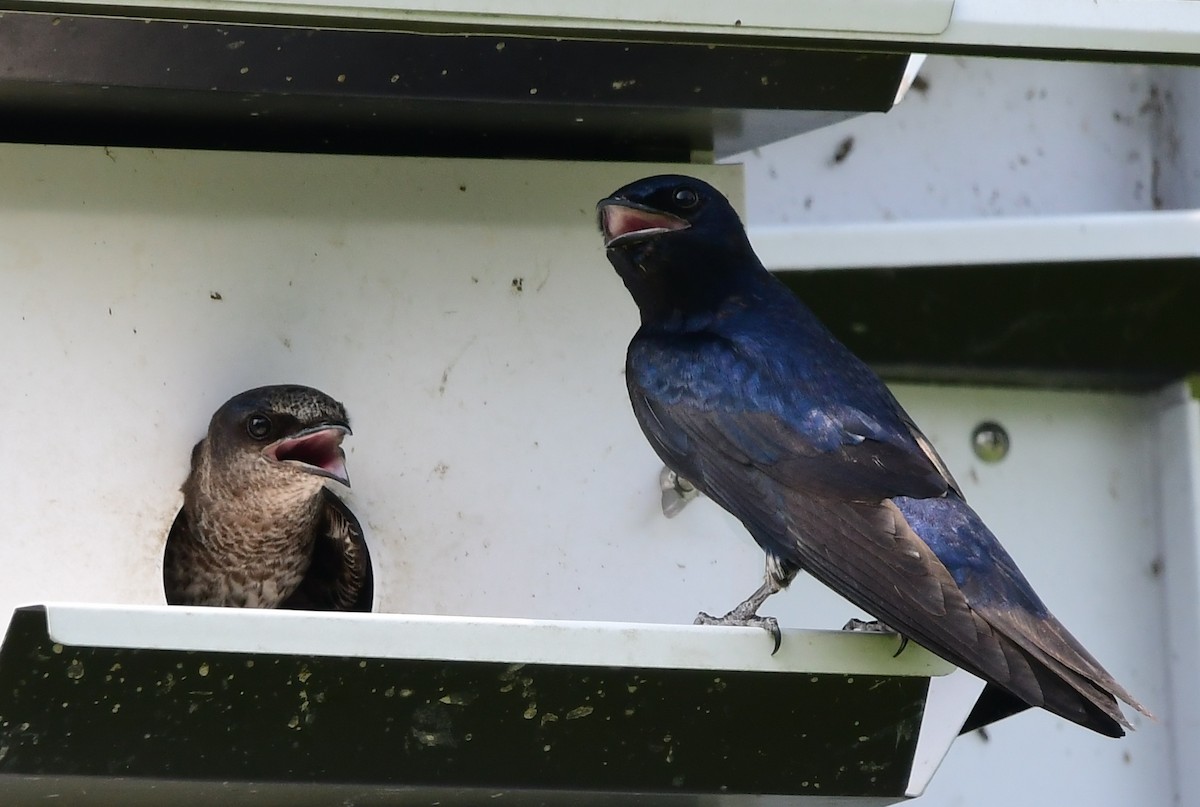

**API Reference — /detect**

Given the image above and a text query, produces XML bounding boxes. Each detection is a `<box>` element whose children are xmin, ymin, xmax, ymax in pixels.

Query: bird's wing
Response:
<box><xmin>790</xmin><ymin>495</ymin><xmax>1135</xmax><ymax>735</ymax></box>
<box><xmin>628</xmin><ymin>326</ymin><xmax>960</xmax><ymax>501</ymax></box>
<box><xmin>633</xmin><ymin>387</ymin><xmax>952</xmax><ymax>503</ymax></box>
<box><xmin>632</xmin><ymin>384</ymin><xmax>1138</xmax><ymax>735</ymax></box>
<box><xmin>279</xmin><ymin>489</ymin><xmax>373</xmax><ymax>612</ymax></box>
<box><xmin>898</xmin><ymin>408</ymin><xmax>962</xmax><ymax>498</ymax></box>
<box><xmin>161</xmin><ymin>508</ymin><xmax>193</xmax><ymax>605</ymax></box>
<box><xmin>632</xmin><ymin>382</ymin><xmax>978</xmax><ymax>636</ymax></box>
<box><xmin>964</xmin><ymin>584</ymin><xmax>1150</xmax><ymax>722</ymax></box>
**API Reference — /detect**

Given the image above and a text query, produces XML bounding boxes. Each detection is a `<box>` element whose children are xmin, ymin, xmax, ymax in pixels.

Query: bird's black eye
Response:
<box><xmin>246</xmin><ymin>414</ymin><xmax>272</xmax><ymax>440</ymax></box>
<box><xmin>673</xmin><ymin>187</ymin><xmax>700</xmax><ymax>209</ymax></box>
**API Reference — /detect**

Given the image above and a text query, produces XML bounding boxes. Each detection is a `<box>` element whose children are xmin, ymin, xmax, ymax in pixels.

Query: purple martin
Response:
<box><xmin>163</xmin><ymin>385</ymin><xmax>373</xmax><ymax>611</ymax></box>
<box><xmin>597</xmin><ymin>174</ymin><xmax>1149</xmax><ymax>737</ymax></box>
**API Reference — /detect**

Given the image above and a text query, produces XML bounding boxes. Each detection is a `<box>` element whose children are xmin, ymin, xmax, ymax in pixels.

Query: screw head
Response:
<box><xmin>971</xmin><ymin>421</ymin><xmax>1010</xmax><ymax>463</ymax></box>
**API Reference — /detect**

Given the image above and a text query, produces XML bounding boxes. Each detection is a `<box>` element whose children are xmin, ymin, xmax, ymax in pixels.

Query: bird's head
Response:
<box><xmin>597</xmin><ymin>175</ymin><xmax>758</xmax><ymax>324</ymax></box>
<box><xmin>204</xmin><ymin>385</ymin><xmax>352</xmax><ymax>489</ymax></box>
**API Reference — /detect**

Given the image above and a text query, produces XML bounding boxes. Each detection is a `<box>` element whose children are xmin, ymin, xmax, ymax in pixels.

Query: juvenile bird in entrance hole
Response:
<box><xmin>163</xmin><ymin>385</ymin><xmax>372</xmax><ymax>611</ymax></box>
<box><xmin>597</xmin><ymin>174</ymin><xmax>1149</xmax><ymax>737</ymax></box>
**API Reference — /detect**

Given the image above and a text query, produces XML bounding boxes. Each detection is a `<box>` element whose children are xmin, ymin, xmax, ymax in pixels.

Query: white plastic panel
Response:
<box><xmin>750</xmin><ymin>209</ymin><xmax>1200</xmax><ymax>271</ymax></box>
<box><xmin>930</xmin><ymin>0</ymin><xmax>1200</xmax><ymax>54</ymax></box>
<box><xmin>1153</xmin><ymin>382</ymin><xmax>1200</xmax><ymax>807</ymax></box>
<box><xmin>735</xmin><ymin>56</ymin><xmax>1171</xmax><ymax>224</ymax></box>
<box><xmin>0</xmin><ymin>603</ymin><xmax>956</xmax><ymax>805</ymax></box>
<box><xmin>906</xmin><ymin>670</ymin><xmax>985</xmax><ymax>796</ymax></box>
<box><xmin>0</xmin><ymin>145</ymin><xmax>742</xmax><ymax>623</ymax></box>
<box><xmin>1156</xmin><ymin>66</ymin><xmax>1200</xmax><ymax>209</ymax></box>
<box><xmin>0</xmin><ymin>143</ymin><xmax>1175</xmax><ymax>805</ymax></box>
<box><xmin>39</xmin><ymin>602</ymin><xmax>951</xmax><ymax>675</ymax></box>
<box><xmin>3</xmin><ymin>0</ymin><xmax>954</xmax><ymax>36</ymax></box>
<box><xmin>10</xmin><ymin>0</ymin><xmax>1200</xmax><ymax>55</ymax></box>
<box><xmin>893</xmin><ymin>386</ymin><xmax>1170</xmax><ymax>807</ymax></box>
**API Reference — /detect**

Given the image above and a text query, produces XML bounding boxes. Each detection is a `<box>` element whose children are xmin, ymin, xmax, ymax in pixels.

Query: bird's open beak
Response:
<box><xmin>598</xmin><ymin>199</ymin><xmax>690</xmax><ymax>248</ymax></box>
<box><xmin>265</xmin><ymin>423</ymin><xmax>352</xmax><ymax>487</ymax></box>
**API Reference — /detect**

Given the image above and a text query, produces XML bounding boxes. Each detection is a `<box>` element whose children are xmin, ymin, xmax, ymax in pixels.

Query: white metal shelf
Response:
<box><xmin>0</xmin><ymin>604</ymin><xmax>977</xmax><ymax>805</ymax></box>
<box><xmin>9</xmin><ymin>0</ymin><xmax>1200</xmax><ymax>57</ymax></box>
<box><xmin>751</xmin><ymin>209</ymin><xmax>1200</xmax><ymax>271</ymax></box>
<box><xmin>40</xmin><ymin>601</ymin><xmax>953</xmax><ymax>675</ymax></box>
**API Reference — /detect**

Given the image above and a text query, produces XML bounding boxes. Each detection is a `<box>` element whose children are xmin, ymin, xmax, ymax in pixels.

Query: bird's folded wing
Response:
<box><xmin>635</xmin><ymin>392</ymin><xmax>1141</xmax><ymax>732</ymax></box>
<box><xmin>280</xmin><ymin>489</ymin><xmax>373</xmax><ymax>612</ymax></box>
<box><xmin>636</xmin><ymin>392</ymin><xmax>952</xmax><ymax>501</ymax></box>
<box><xmin>785</xmin><ymin>495</ymin><xmax>1139</xmax><ymax>733</ymax></box>
<box><xmin>787</xmin><ymin>495</ymin><xmax>1007</xmax><ymax>674</ymax></box>
<box><xmin>967</xmin><ymin>592</ymin><xmax>1150</xmax><ymax>718</ymax></box>
<box><xmin>161</xmin><ymin>508</ymin><xmax>193</xmax><ymax>605</ymax></box>
<box><xmin>634</xmin><ymin>394</ymin><xmax>982</xmax><ymax>655</ymax></box>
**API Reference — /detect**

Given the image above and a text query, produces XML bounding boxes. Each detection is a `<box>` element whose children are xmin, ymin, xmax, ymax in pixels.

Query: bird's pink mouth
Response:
<box><xmin>600</xmin><ymin>203</ymin><xmax>690</xmax><ymax>247</ymax></box>
<box><xmin>265</xmin><ymin>425</ymin><xmax>350</xmax><ymax>486</ymax></box>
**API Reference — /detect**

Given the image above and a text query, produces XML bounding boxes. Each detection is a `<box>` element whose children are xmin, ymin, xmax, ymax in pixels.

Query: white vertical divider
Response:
<box><xmin>1154</xmin><ymin>380</ymin><xmax>1200</xmax><ymax>807</ymax></box>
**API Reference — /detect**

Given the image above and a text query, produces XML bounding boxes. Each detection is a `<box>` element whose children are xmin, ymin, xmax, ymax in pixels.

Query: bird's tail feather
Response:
<box><xmin>977</xmin><ymin>603</ymin><xmax>1152</xmax><ymax>734</ymax></box>
<box><xmin>775</xmin><ymin>496</ymin><xmax>1147</xmax><ymax>737</ymax></box>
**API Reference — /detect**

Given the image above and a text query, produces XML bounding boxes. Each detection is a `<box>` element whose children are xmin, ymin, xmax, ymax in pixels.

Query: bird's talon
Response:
<box><xmin>694</xmin><ymin>610</ymin><xmax>782</xmax><ymax>653</ymax></box>
<box><xmin>842</xmin><ymin>617</ymin><xmax>893</xmax><ymax>634</ymax></box>
<box><xmin>843</xmin><ymin>618</ymin><xmax>909</xmax><ymax>657</ymax></box>
<box><xmin>765</xmin><ymin>617</ymin><xmax>782</xmax><ymax>655</ymax></box>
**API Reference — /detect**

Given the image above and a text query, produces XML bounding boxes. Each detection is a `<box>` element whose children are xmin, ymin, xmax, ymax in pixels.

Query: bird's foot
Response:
<box><xmin>842</xmin><ymin>618</ymin><xmax>910</xmax><ymax>657</ymax></box>
<box><xmin>695</xmin><ymin>607</ymin><xmax>782</xmax><ymax>655</ymax></box>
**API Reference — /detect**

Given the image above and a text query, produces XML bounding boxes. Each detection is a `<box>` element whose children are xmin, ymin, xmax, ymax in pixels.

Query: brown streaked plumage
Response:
<box><xmin>163</xmin><ymin>385</ymin><xmax>372</xmax><ymax>611</ymax></box>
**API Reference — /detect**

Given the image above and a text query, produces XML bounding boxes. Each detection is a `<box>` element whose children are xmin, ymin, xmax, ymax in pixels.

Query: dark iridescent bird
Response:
<box><xmin>597</xmin><ymin>174</ymin><xmax>1149</xmax><ymax>737</ymax></box>
<box><xmin>163</xmin><ymin>385</ymin><xmax>372</xmax><ymax>611</ymax></box>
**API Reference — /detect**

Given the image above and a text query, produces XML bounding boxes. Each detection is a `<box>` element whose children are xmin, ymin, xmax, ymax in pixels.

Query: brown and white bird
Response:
<box><xmin>163</xmin><ymin>385</ymin><xmax>372</xmax><ymax>611</ymax></box>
